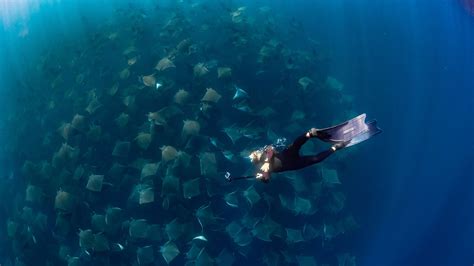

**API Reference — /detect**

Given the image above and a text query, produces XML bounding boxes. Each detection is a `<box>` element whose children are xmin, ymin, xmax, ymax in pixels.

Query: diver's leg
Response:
<box><xmin>285</xmin><ymin>134</ymin><xmax>309</xmax><ymax>154</ymax></box>
<box><xmin>296</xmin><ymin>149</ymin><xmax>335</xmax><ymax>169</ymax></box>
<box><xmin>282</xmin><ymin>142</ymin><xmax>347</xmax><ymax>171</ymax></box>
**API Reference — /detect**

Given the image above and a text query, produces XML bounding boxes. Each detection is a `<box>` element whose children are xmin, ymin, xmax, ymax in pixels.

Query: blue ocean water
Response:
<box><xmin>0</xmin><ymin>1</ymin><xmax>473</xmax><ymax>266</ymax></box>
<box><xmin>296</xmin><ymin>1</ymin><xmax>474</xmax><ymax>265</ymax></box>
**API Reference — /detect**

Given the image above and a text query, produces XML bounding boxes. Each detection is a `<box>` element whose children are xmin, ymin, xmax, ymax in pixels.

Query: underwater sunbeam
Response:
<box><xmin>0</xmin><ymin>0</ymin><xmax>60</xmax><ymax>29</ymax></box>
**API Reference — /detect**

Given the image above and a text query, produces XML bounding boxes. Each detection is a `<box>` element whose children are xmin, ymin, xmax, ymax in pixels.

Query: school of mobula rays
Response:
<box><xmin>3</xmin><ymin>1</ymin><xmax>361</xmax><ymax>265</ymax></box>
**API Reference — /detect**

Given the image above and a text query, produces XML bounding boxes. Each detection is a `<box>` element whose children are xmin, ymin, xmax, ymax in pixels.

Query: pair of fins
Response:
<box><xmin>316</xmin><ymin>113</ymin><xmax>382</xmax><ymax>147</ymax></box>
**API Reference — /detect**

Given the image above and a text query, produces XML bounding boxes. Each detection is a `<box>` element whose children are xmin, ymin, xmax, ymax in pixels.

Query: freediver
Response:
<box><xmin>226</xmin><ymin>113</ymin><xmax>382</xmax><ymax>183</ymax></box>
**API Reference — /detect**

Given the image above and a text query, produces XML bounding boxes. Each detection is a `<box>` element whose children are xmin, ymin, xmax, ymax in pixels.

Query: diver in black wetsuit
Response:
<box><xmin>227</xmin><ymin>128</ymin><xmax>348</xmax><ymax>183</ymax></box>
<box><xmin>225</xmin><ymin>113</ymin><xmax>382</xmax><ymax>183</ymax></box>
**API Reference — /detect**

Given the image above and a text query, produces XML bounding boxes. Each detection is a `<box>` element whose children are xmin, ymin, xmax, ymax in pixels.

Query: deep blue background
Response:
<box><xmin>284</xmin><ymin>1</ymin><xmax>474</xmax><ymax>265</ymax></box>
<box><xmin>0</xmin><ymin>0</ymin><xmax>473</xmax><ymax>265</ymax></box>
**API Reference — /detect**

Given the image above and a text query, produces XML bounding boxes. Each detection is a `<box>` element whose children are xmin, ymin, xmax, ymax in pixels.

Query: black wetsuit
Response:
<box><xmin>271</xmin><ymin>133</ymin><xmax>335</xmax><ymax>173</ymax></box>
<box><xmin>230</xmin><ymin>133</ymin><xmax>335</xmax><ymax>182</ymax></box>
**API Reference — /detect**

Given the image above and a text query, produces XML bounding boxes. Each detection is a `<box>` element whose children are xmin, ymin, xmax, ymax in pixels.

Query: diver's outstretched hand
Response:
<box><xmin>225</xmin><ymin>172</ymin><xmax>232</xmax><ymax>182</ymax></box>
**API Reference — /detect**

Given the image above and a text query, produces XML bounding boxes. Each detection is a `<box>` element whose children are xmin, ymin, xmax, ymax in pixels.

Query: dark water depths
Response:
<box><xmin>297</xmin><ymin>1</ymin><xmax>474</xmax><ymax>265</ymax></box>
<box><xmin>0</xmin><ymin>1</ymin><xmax>473</xmax><ymax>266</ymax></box>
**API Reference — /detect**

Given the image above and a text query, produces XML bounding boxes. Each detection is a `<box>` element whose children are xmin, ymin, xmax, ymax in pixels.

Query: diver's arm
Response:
<box><xmin>263</xmin><ymin>146</ymin><xmax>275</xmax><ymax>167</ymax></box>
<box><xmin>257</xmin><ymin>160</ymin><xmax>271</xmax><ymax>183</ymax></box>
<box><xmin>257</xmin><ymin>146</ymin><xmax>274</xmax><ymax>183</ymax></box>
